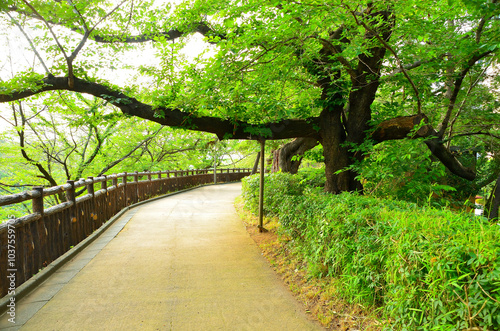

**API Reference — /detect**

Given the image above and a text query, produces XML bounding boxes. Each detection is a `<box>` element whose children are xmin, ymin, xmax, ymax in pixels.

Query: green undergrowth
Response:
<box><xmin>242</xmin><ymin>172</ymin><xmax>500</xmax><ymax>330</ymax></box>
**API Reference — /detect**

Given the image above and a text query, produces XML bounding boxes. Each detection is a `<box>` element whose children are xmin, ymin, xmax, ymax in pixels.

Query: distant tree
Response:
<box><xmin>0</xmin><ymin>97</ymin><xmax>213</xmax><ymax>204</ymax></box>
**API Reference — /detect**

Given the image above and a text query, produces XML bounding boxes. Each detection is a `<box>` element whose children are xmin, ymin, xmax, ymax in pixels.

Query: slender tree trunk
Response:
<box><xmin>272</xmin><ymin>149</ymin><xmax>280</xmax><ymax>173</ymax></box>
<box><xmin>251</xmin><ymin>152</ymin><xmax>260</xmax><ymax>175</ymax></box>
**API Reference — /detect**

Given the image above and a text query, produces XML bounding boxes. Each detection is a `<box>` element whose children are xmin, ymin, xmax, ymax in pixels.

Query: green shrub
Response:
<box><xmin>241</xmin><ymin>173</ymin><xmax>500</xmax><ymax>330</ymax></box>
<box><xmin>242</xmin><ymin>172</ymin><xmax>306</xmax><ymax>217</ymax></box>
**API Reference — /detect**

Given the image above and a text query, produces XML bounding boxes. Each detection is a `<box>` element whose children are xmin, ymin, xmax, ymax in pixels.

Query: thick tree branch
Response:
<box><xmin>349</xmin><ymin>9</ymin><xmax>422</xmax><ymax>114</ymax></box>
<box><xmin>371</xmin><ymin>114</ymin><xmax>476</xmax><ymax>180</ymax></box>
<box><xmin>371</xmin><ymin>114</ymin><xmax>429</xmax><ymax>142</ymax></box>
<box><xmin>476</xmin><ymin>0</ymin><xmax>498</xmax><ymax>43</ymax></box>
<box><xmin>273</xmin><ymin>137</ymin><xmax>319</xmax><ymax>174</ymax></box>
<box><xmin>89</xmin><ymin>21</ymin><xmax>220</xmax><ymax>44</ymax></box>
<box><xmin>0</xmin><ymin>76</ymin><xmax>320</xmax><ymax>140</ymax></box>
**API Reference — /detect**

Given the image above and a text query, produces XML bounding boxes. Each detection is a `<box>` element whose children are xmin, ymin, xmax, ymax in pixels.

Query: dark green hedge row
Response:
<box><xmin>242</xmin><ymin>173</ymin><xmax>500</xmax><ymax>330</ymax></box>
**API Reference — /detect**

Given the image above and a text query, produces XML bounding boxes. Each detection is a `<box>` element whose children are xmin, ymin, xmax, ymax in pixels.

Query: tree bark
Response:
<box><xmin>251</xmin><ymin>152</ymin><xmax>260</xmax><ymax>175</ymax></box>
<box><xmin>0</xmin><ymin>77</ymin><xmax>476</xmax><ymax>184</ymax></box>
<box><xmin>486</xmin><ymin>174</ymin><xmax>500</xmax><ymax>220</ymax></box>
<box><xmin>371</xmin><ymin>114</ymin><xmax>476</xmax><ymax>180</ymax></box>
<box><xmin>0</xmin><ymin>76</ymin><xmax>321</xmax><ymax>141</ymax></box>
<box><xmin>271</xmin><ymin>149</ymin><xmax>280</xmax><ymax>173</ymax></box>
<box><xmin>272</xmin><ymin>138</ymin><xmax>319</xmax><ymax>174</ymax></box>
<box><xmin>320</xmin><ymin>108</ymin><xmax>351</xmax><ymax>193</ymax></box>
<box><xmin>344</xmin><ymin>9</ymin><xmax>392</xmax><ymax>192</ymax></box>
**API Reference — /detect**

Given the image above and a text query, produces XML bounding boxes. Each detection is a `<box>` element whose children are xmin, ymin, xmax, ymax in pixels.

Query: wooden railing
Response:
<box><xmin>0</xmin><ymin>168</ymin><xmax>251</xmax><ymax>296</ymax></box>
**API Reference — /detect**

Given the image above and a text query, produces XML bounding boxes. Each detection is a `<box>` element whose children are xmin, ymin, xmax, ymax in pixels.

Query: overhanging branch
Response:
<box><xmin>0</xmin><ymin>76</ymin><xmax>320</xmax><ymax>140</ymax></box>
<box><xmin>371</xmin><ymin>114</ymin><xmax>476</xmax><ymax>180</ymax></box>
<box><xmin>0</xmin><ymin>76</ymin><xmax>476</xmax><ymax>180</ymax></box>
<box><xmin>7</xmin><ymin>5</ymin><xmax>219</xmax><ymax>44</ymax></box>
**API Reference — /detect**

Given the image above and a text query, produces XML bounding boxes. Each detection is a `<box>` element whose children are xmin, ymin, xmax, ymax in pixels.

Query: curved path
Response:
<box><xmin>0</xmin><ymin>183</ymin><xmax>322</xmax><ymax>330</ymax></box>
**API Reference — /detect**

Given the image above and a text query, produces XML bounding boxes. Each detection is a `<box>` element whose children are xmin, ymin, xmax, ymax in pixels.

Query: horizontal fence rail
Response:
<box><xmin>0</xmin><ymin>168</ymin><xmax>251</xmax><ymax>296</ymax></box>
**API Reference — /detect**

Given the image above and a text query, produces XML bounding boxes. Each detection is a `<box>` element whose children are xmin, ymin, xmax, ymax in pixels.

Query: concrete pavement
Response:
<box><xmin>0</xmin><ymin>183</ymin><xmax>323</xmax><ymax>330</ymax></box>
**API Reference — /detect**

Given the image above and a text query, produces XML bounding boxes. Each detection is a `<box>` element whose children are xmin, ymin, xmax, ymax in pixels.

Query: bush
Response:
<box><xmin>242</xmin><ymin>172</ymin><xmax>306</xmax><ymax>217</ymax></box>
<box><xmin>241</xmin><ymin>173</ymin><xmax>500</xmax><ymax>330</ymax></box>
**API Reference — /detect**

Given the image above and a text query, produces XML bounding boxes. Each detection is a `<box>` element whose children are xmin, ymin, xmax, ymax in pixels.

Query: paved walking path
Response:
<box><xmin>0</xmin><ymin>183</ymin><xmax>322</xmax><ymax>330</ymax></box>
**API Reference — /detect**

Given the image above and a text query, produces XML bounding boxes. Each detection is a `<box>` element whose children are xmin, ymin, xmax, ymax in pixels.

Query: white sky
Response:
<box><xmin>0</xmin><ymin>1</ymin><xmax>211</xmax><ymax>133</ymax></box>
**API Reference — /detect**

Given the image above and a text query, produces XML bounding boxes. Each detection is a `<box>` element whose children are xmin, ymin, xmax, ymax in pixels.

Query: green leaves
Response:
<box><xmin>242</xmin><ymin>172</ymin><xmax>500</xmax><ymax>329</ymax></box>
<box><xmin>223</xmin><ymin>18</ymin><xmax>235</xmax><ymax>29</ymax></box>
<box><xmin>0</xmin><ymin>72</ymin><xmax>45</xmax><ymax>96</ymax></box>
<box><xmin>0</xmin><ymin>0</ymin><xmax>14</xmax><ymax>11</ymax></box>
<box><xmin>1</xmin><ymin>0</ymin><xmax>499</xmax><ymax>199</ymax></box>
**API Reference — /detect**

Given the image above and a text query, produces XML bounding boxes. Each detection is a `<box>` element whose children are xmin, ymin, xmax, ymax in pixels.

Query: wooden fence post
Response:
<box><xmin>32</xmin><ymin>187</ymin><xmax>44</xmax><ymax>216</ymax></box>
<box><xmin>66</xmin><ymin>180</ymin><xmax>78</xmax><ymax>246</ymax></box>
<box><xmin>32</xmin><ymin>187</ymin><xmax>44</xmax><ymax>219</ymax></box>
<box><xmin>31</xmin><ymin>186</ymin><xmax>44</xmax><ymax>282</ymax></box>
<box><xmin>101</xmin><ymin>176</ymin><xmax>108</xmax><ymax>191</ymax></box>
<box><xmin>134</xmin><ymin>171</ymin><xmax>139</xmax><ymax>203</ymax></box>
<box><xmin>87</xmin><ymin>177</ymin><xmax>95</xmax><ymax>234</ymax></box>
<box><xmin>111</xmin><ymin>176</ymin><xmax>118</xmax><ymax>212</ymax></box>
<box><xmin>123</xmin><ymin>172</ymin><xmax>128</xmax><ymax>206</ymax></box>
<box><xmin>87</xmin><ymin>177</ymin><xmax>95</xmax><ymax>196</ymax></box>
<box><xmin>101</xmin><ymin>175</ymin><xmax>108</xmax><ymax>220</ymax></box>
<box><xmin>156</xmin><ymin>171</ymin><xmax>162</xmax><ymax>195</ymax></box>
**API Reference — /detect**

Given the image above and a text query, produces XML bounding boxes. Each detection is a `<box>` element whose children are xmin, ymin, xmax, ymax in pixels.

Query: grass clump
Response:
<box><xmin>242</xmin><ymin>173</ymin><xmax>500</xmax><ymax>330</ymax></box>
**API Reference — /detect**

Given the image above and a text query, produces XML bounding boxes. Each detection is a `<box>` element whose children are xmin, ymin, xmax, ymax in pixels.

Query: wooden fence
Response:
<box><xmin>0</xmin><ymin>168</ymin><xmax>251</xmax><ymax>296</ymax></box>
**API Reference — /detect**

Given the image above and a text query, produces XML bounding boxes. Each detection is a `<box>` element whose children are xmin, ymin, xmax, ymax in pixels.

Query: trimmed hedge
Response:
<box><xmin>242</xmin><ymin>173</ymin><xmax>500</xmax><ymax>330</ymax></box>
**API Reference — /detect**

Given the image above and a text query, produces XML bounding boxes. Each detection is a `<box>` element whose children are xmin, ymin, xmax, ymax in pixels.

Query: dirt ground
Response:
<box><xmin>234</xmin><ymin>198</ymin><xmax>384</xmax><ymax>331</ymax></box>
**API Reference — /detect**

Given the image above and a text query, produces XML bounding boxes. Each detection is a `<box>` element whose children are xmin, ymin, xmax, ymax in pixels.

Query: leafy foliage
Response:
<box><xmin>0</xmin><ymin>95</ymin><xmax>253</xmax><ymax>221</ymax></box>
<box><xmin>1</xmin><ymin>0</ymin><xmax>499</xmax><ymax>194</ymax></box>
<box><xmin>242</xmin><ymin>172</ymin><xmax>500</xmax><ymax>329</ymax></box>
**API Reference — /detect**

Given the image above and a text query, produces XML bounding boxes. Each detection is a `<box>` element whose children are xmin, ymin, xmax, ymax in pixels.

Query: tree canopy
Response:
<box><xmin>0</xmin><ymin>0</ymin><xmax>499</xmax><ymax>194</ymax></box>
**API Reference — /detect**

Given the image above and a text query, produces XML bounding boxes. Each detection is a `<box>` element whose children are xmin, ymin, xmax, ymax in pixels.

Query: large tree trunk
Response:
<box><xmin>320</xmin><ymin>108</ymin><xmax>352</xmax><ymax>194</ymax></box>
<box><xmin>272</xmin><ymin>138</ymin><xmax>319</xmax><ymax>174</ymax></box>
<box><xmin>344</xmin><ymin>13</ymin><xmax>391</xmax><ymax>191</ymax></box>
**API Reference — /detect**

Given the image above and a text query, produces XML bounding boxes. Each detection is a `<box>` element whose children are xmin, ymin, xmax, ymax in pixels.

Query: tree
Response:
<box><xmin>271</xmin><ymin>138</ymin><xmax>319</xmax><ymax>174</ymax></box>
<box><xmin>0</xmin><ymin>97</ymin><xmax>215</xmax><ymax>204</ymax></box>
<box><xmin>0</xmin><ymin>0</ymin><xmax>499</xmax><ymax>194</ymax></box>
